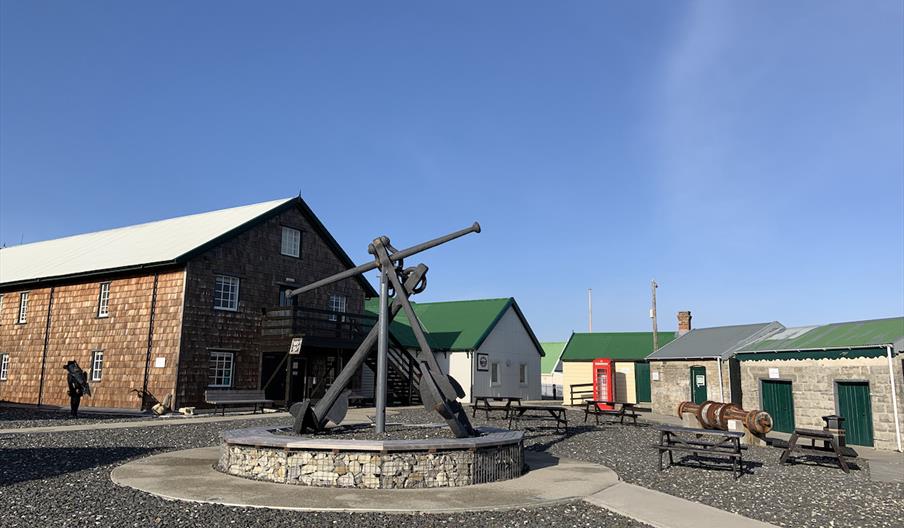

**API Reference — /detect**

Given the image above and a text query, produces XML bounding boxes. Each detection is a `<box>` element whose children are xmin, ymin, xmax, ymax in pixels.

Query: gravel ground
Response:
<box><xmin>0</xmin><ymin>412</ymin><xmax>645</xmax><ymax>528</ymax></box>
<box><xmin>392</xmin><ymin>408</ymin><xmax>904</xmax><ymax>528</ymax></box>
<box><xmin>0</xmin><ymin>406</ymin><xmax>153</xmax><ymax>429</ymax></box>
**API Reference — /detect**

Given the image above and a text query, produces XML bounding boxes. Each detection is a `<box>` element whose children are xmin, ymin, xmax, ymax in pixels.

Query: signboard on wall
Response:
<box><xmin>289</xmin><ymin>337</ymin><xmax>303</xmax><ymax>355</ymax></box>
<box><xmin>768</xmin><ymin>368</ymin><xmax>780</xmax><ymax>379</ymax></box>
<box><xmin>476</xmin><ymin>353</ymin><xmax>489</xmax><ymax>372</ymax></box>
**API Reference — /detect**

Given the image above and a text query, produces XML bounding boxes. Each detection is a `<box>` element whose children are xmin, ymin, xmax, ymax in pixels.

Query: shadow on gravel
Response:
<box><xmin>666</xmin><ymin>453</ymin><xmax>765</xmax><ymax>476</ymax></box>
<box><xmin>522</xmin><ymin>424</ymin><xmax>598</xmax><ymax>453</ymax></box>
<box><xmin>0</xmin><ymin>446</ymin><xmax>157</xmax><ymax>485</ymax></box>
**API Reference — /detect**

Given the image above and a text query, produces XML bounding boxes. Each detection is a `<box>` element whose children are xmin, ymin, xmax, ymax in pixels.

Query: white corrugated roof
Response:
<box><xmin>0</xmin><ymin>198</ymin><xmax>294</xmax><ymax>285</ymax></box>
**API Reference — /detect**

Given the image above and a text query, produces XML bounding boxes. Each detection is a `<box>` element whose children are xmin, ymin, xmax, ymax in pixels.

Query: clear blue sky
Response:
<box><xmin>1</xmin><ymin>1</ymin><xmax>902</xmax><ymax>341</ymax></box>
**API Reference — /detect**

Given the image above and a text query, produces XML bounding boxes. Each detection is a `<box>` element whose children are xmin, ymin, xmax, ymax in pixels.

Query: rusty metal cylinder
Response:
<box><xmin>677</xmin><ymin>401</ymin><xmax>773</xmax><ymax>435</ymax></box>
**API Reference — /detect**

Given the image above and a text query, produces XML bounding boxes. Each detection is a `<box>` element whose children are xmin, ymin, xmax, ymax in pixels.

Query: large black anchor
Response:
<box><xmin>286</xmin><ymin>223</ymin><xmax>481</xmax><ymax>438</ymax></box>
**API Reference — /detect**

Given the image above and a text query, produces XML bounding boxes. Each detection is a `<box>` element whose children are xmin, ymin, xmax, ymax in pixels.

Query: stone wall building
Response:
<box><xmin>646</xmin><ymin>313</ymin><xmax>783</xmax><ymax>416</ymax></box>
<box><xmin>734</xmin><ymin>318</ymin><xmax>904</xmax><ymax>451</ymax></box>
<box><xmin>0</xmin><ymin>197</ymin><xmax>375</xmax><ymax>410</ymax></box>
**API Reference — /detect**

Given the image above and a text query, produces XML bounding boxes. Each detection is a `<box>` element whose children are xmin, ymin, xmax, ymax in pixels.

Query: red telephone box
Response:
<box><xmin>592</xmin><ymin>358</ymin><xmax>615</xmax><ymax>410</ymax></box>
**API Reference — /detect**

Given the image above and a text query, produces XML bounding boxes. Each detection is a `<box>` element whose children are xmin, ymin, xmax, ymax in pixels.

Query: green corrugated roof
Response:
<box><xmin>739</xmin><ymin>317</ymin><xmax>904</xmax><ymax>353</ymax></box>
<box><xmin>561</xmin><ymin>331</ymin><xmax>677</xmax><ymax>362</ymax></box>
<box><xmin>363</xmin><ymin>297</ymin><xmax>543</xmax><ymax>354</ymax></box>
<box><xmin>540</xmin><ymin>342</ymin><xmax>566</xmax><ymax>373</ymax></box>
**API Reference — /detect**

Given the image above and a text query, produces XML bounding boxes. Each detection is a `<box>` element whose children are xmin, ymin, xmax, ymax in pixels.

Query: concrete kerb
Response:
<box><xmin>111</xmin><ymin>447</ymin><xmax>618</xmax><ymax>513</ymax></box>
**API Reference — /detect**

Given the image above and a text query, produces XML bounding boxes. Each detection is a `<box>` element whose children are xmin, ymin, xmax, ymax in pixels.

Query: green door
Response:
<box><xmin>635</xmin><ymin>362</ymin><xmax>651</xmax><ymax>403</ymax></box>
<box><xmin>837</xmin><ymin>381</ymin><xmax>874</xmax><ymax>447</ymax></box>
<box><xmin>690</xmin><ymin>366</ymin><xmax>707</xmax><ymax>404</ymax></box>
<box><xmin>761</xmin><ymin>380</ymin><xmax>795</xmax><ymax>433</ymax></box>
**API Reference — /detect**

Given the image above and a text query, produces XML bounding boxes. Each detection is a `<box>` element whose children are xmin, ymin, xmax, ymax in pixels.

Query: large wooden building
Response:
<box><xmin>0</xmin><ymin>197</ymin><xmax>375</xmax><ymax>410</ymax></box>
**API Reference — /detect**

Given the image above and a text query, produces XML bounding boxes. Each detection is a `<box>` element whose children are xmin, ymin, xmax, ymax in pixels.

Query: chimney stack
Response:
<box><xmin>677</xmin><ymin>311</ymin><xmax>692</xmax><ymax>335</ymax></box>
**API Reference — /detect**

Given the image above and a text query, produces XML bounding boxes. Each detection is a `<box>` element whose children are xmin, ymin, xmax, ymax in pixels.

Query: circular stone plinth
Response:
<box><xmin>218</xmin><ymin>427</ymin><xmax>524</xmax><ymax>489</ymax></box>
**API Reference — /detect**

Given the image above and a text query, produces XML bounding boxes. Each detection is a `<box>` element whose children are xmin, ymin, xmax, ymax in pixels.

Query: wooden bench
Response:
<box><xmin>508</xmin><ymin>405</ymin><xmax>568</xmax><ymax>433</ymax></box>
<box><xmin>568</xmin><ymin>383</ymin><xmax>595</xmax><ymax>406</ymax></box>
<box><xmin>204</xmin><ymin>389</ymin><xmax>273</xmax><ymax>416</ymax></box>
<box><xmin>654</xmin><ymin>425</ymin><xmax>745</xmax><ymax>479</ymax></box>
<box><xmin>583</xmin><ymin>400</ymin><xmax>639</xmax><ymax>425</ymax></box>
<box><xmin>471</xmin><ymin>396</ymin><xmax>522</xmax><ymax>419</ymax></box>
<box><xmin>780</xmin><ymin>428</ymin><xmax>857</xmax><ymax>473</ymax></box>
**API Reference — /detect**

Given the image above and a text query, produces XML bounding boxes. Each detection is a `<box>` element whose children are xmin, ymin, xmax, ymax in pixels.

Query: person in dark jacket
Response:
<box><xmin>65</xmin><ymin>361</ymin><xmax>87</xmax><ymax>418</ymax></box>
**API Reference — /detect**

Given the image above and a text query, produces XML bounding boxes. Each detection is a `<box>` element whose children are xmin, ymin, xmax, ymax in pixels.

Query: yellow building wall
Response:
<box><xmin>614</xmin><ymin>362</ymin><xmax>637</xmax><ymax>404</ymax></box>
<box><xmin>562</xmin><ymin>361</ymin><xmax>593</xmax><ymax>405</ymax></box>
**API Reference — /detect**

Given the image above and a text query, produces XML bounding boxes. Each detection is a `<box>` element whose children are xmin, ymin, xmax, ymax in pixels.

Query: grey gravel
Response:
<box><xmin>0</xmin><ymin>406</ymin><xmax>153</xmax><ymax>429</ymax></box>
<box><xmin>393</xmin><ymin>408</ymin><xmax>904</xmax><ymax>528</ymax></box>
<box><xmin>0</xmin><ymin>410</ymin><xmax>645</xmax><ymax>528</ymax></box>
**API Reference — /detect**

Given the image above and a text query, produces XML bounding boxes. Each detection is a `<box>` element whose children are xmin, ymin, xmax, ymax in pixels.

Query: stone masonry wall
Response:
<box><xmin>177</xmin><ymin>204</ymin><xmax>369</xmax><ymax>407</ymax></box>
<box><xmin>0</xmin><ymin>269</ymin><xmax>185</xmax><ymax>408</ymax></box>
<box><xmin>740</xmin><ymin>356</ymin><xmax>904</xmax><ymax>450</ymax></box>
<box><xmin>649</xmin><ymin>359</ymin><xmax>731</xmax><ymax>416</ymax></box>
<box><xmin>219</xmin><ymin>446</ymin><xmax>488</xmax><ymax>488</ymax></box>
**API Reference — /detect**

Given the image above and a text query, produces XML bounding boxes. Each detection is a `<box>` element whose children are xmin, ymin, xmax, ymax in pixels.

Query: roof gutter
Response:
<box><xmin>887</xmin><ymin>344</ymin><xmax>902</xmax><ymax>452</ymax></box>
<box><xmin>0</xmin><ymin>260</ymin><xmax>180</xmax><ymax>291</ymax></box>
<box><xmin>735</xmin><ymin>344</ymin><xmax>896</xmax><ymax>355</ymax></box>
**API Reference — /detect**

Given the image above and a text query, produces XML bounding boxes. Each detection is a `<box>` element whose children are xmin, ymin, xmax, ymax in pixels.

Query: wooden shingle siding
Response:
<box><xmin>0</xmin><ymin>270</ymin><xmax>185</xmax><ymax>408</ymax></box>
<box><xmin>176</xmin><ymin>205</ymin><xmax>367</xmax><ymax>407</ymax></box>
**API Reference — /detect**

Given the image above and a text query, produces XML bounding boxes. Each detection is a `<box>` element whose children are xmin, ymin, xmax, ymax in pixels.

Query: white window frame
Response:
<box><xmin>214</xmin><ymin>275</ymin><xmax>240</xmax><ymax>311</ymax></box>
<box><xmin>0</xmin><ymin>354</ymin><xmax>9</xmax><ymax>381</ymax></box>
<box><xmin>97</xmin><ymin>282</ymin><xmax>111</xmax><ymax>318</ymax></box>
<box><xmin>328</xmin><ymin>294</ymin><xmax>347</xmax><ymax>322</ymax></box>
<box><xmin>0</xmin><ymin>294</ymin><xmax>4</xmax><ymax>325</ymax></box>
<box><xmin>208</xmin><ymin>350</ymin><xmax>235</xmax><ymax>388</ymax></box>
<box><xmin>490</xmin><ymin>362</ymin><xmax>501</xmax><ymax>386</ymax></box>
<box><xmin>17</xmin><ymin>292</ymin><xmax>28</xmax><ymax>324</ymax></box>
<box><xmin>281</xmin><ymin>226</ymin><xmax>301</xmax><ymax>258</ymax></box>
<box><xmin>90</xmin><ymin>350</ymin><xmax>104</xmax><ymax>382</ymax></box>
<box><xmin>519</xmin><ymin>363</ymin><xmax>528</xmax><ymax>385</ymax></box>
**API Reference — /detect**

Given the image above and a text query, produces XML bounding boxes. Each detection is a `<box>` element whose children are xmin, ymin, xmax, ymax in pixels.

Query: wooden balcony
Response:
<box><xmin>261</xmin><ymin>306</ymin><xmax>377</xmax><ymax>347</ymax></box>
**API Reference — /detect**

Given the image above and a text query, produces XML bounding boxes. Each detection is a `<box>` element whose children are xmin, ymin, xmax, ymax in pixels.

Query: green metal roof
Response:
<box><xmin>738</xmin><ymin>317</ymin><xmax>904</xmax><ymax>353</ymax></box>
<box><xmin>363</xmin><ymin>297</ymin><xmax>544</xmax><ymax>354</ymax></box>
<box><xmin>540</xmin><ymin>342</ymin><xmax>566</xmax><ymax>373</ymax></box>
<box><xmin>560</xmin><ymin>331</ymin><xmax>677</xmax><ymax>362</ymax></box>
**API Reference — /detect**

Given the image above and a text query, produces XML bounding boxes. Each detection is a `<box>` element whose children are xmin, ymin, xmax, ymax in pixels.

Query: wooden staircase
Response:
<box><xmin>364</xmin><ymin>345</ymin><xmax>422</xmax><ymax>406</ymax></box>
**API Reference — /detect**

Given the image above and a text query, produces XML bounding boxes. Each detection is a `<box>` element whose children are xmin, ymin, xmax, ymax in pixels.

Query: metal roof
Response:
<box><xmin>646</xmin><ymin>322</ymin><xmax>784</xmax><ymax>361</ymax></box>
<box><xmin>561</xmin><ymin>331</ymin><xmax>677</xmax><ymax>362</ymax></box>
<box><xmin>0</xmin><ymin>198</ymin><xmax>293</xmax><ymax>285</ymax></box>
<box><xmin>364</xmin><ymin>297</ymin><xmax>544</xmax><ymax>355</ymax></box>
<box><xmin>737</xmin><ymin>317</ymin><xmax>904</xmax><ymax>353</ymax></box>
<box><xmin>0</xmin><ymin>197</ymin><xmax>379</xmax><ymax>298</ymax></box>
<box><xmin>540</xmin><ymin>342</ymin><xmax>566</xmax><ymax>373</ymax></box>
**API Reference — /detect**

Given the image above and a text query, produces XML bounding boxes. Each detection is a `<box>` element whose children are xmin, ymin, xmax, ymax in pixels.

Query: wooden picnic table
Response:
<box><xmin>583</xmin><ymin>399</ymin><xmax>639</xmax><ymax>425</ymax></box>
<box><xmin>654</xmin><ymin>424</ymin><xmax>746</xmax><ymax>479</ymax></box>
<box><xmin>779</xmin><ymin>428</ymin><xmax>857</xmax><ymax>473</ymax></box>
<box><xmin>471</xmin><ymin>396</ymin><xmax>522</xmax><ymax>419</ymax></box>
<box><xmin>508</xmin><ymin>405</ymin><xmax>568</xmax><ymax>433</ymax></box>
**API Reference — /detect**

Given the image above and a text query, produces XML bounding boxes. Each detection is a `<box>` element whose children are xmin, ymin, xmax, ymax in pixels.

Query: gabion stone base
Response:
<box><xmin>217</xmin><ymin>427</ymin><xmax>524</xmax><ymax>489</ymax></box>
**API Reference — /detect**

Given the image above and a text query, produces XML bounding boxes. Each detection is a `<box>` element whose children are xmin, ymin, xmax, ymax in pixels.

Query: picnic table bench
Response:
<box><xmin>471</xmin><ymin>396</ymin><xmax>522</xmax><ymax>419</ymax></box>
<box><xmin>654</xmin><ymin>425</ymin><xmax>746</xmax><ymax>479</ymax></box>
<box><xmin>583</xmin><ymin>399</ymin><xmax>639</xmax><ymax>425</ymax></box>
<box><xmin>508</xmin><ymin>405</ymin><xmax>568</xmax><ymax>433</ymax></box>
<box><xmin>204</xmin><ymin>389</ymin><xmax>273</xmax><ymax>416</ymax></box>
<box><xmin>779</xmin><ymin>428</ymin><xmax>858</xmax><ymax>473</ymax></box>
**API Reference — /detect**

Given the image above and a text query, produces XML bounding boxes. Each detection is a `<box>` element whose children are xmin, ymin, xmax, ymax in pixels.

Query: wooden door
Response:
<box><xmin>837</xmin><ymin>381</ymin><xmax>874</xmax><ymax>446</ymax></box>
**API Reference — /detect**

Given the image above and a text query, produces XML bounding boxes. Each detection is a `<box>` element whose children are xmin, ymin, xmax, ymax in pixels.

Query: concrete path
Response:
<box><xmin>111</xmin><ymin>445</ymin><xmax>778</xmax><ymax>527</ymax></box>
<box><xmin>585</xmin><ymin>483</ymin><xmax>775</xmax><ymax>528</ymax></box>
<box><xmin>111</xmin><ymin>447</ymin><xmax>618</xmax><ymax>513</ymax></box>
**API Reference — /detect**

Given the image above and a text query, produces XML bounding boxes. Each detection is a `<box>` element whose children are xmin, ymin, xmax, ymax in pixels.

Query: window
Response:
<box><xmin>281</xmin><ymin>226</ymin><xmax>301</xmax><ymax>258</ymax></box>
<box><xmin>0</xmin><ymin>354</ymin><xmax>9</xmax><ymax>380</ymax></box>
<box><xmin>279</xmin><ymin>287</ymin><xmax>298</xmax><ymax>307</ymax></box>
<box><xmin>90</xmin><ymin>350</ymin><xmax>104</xmax><ymax>381</ymax></box>
<box><xmin>491</xmin><ymin>362</ymin><xmax>500</xmax><ymax>385</ymax></box>
<box><xmin>214</xmin><ymin>275</ymin><xmax>240</xmax><ymax>311</ymax></box>
<box><xmin>208</xmin><ymin>351</ymin><xmax>234</xmax><ymax>387</ymax></box>
<box><xmin>97</xmin><ymin>282</ymin><xmax>111</xmax><ymax>317</ymax></box>
<box><xmin>519</xmin><ymin>363</ymin><xmax>528</xmax><ymax>385</ymax></box>
<box><xmin>328</xmin><ymin>294</ymin><xmax>347</xmax><ymax>321</ymax></box>
<box><xmin>0</xmin><ymin>294</ymin><xmax>4</xmax><ymax>324</ymax></box>
<box><xmin>17</xmin><ymin>292</ymin><xmax>28</xmax><ymax>323</ymax></box>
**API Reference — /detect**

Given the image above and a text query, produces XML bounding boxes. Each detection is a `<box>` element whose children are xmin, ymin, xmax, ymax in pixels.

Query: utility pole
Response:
<box><xmin>588</xmin><ymin>288</ymin><xmax>593</xmax><ymax>332</ymax></box>
<box><xmin>650</xmin><ymin>280</ymin><xmax>659</xmax><ymax>352</ymax></box>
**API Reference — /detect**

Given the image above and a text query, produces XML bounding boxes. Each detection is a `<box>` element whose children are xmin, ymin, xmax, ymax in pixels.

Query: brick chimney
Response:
<box><xmin>677</xmin><ymin>311</ymin><xmax>692</xmax><ymax>335</ymax></box>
